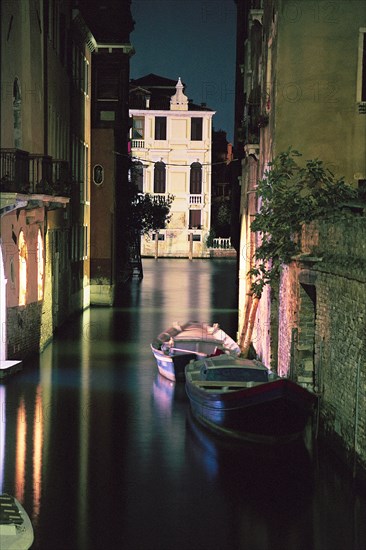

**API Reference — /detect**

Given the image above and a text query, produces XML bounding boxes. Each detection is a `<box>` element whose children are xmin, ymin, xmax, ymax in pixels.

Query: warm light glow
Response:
<box><xmin>18</xmin><ymin>230</ymin><xmax>27</xmax><ymax>306</ymax></box>
<box><xmin>15</xmin><ymin>398</ymin><xmax>26</xmax><ymax>501</ymax></box>
<box><xmin>33</xmin><ymin>385</ymin><xmax>43</xmax><ymax>520</ymax></box>
<box><xmin>37</xmin><ymin>229</ymin><xmax>44</xmax><ymax>300</ymax></box>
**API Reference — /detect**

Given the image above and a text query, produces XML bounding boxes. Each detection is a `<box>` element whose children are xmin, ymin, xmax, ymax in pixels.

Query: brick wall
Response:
<box><xmin>7</xmin><ymin>302</ymin><xmax>43</xmax><ymax>359</ymax></box>
<box><xmin>276</xmin><ymin>212</ymin><xmax>366</xmax><ymax>476</ymax></box>
<box><xmin>6</xmin><ymin>225</ymin><xmax>73</xmax><ymax>361</ymax></box>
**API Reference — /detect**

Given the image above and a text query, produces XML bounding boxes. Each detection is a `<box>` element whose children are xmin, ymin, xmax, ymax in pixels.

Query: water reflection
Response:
<box><xmin>152</xmin><ymin>373</ymin><xmax>186</xmax><ymax>418</ymax></box>
<box><xmin>186</xmin><ymin>410</ymin><xmax>314</xmax><ymax>549</ymax></box>
<box><xmin>0</xmin><ymin>385</ymin><xmax>5</xmax><ymax>492</ymax></box>
<box><xmin>0</xmin><ymin>258</ymin><xmax>365</xmax><ymax>550</ymax></box>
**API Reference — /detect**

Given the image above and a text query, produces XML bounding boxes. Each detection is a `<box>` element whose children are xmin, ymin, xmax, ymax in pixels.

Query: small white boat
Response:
<box><xmin>151</xmin><ymin>321</ymin><xmax>241</xmax><ymax>382</ymax></box>
<box><xmin>0</xmin><ymin>494</ymin><xmax>34</xmax><ymax>550</ymax></box>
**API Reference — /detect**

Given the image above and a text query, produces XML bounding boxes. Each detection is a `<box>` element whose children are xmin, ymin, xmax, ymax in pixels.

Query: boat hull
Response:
<box><xmin>0</xmin><ymin>494</ymin><xmax>34</xmax><ymax>550</ymax></box>
<box><xmin>185</xmin><ymin>357</ymin><xmax>317</xmax><ymax>444</ymax></box>
<box><xmin>151</xmin><ymin>322</ymin><xmax>241</xmax><ymax>382</ymax></box>
<box><xmin>151</xmin><ymin>347</ymin><xmax>197</xmax><ymax>382</ymax></box>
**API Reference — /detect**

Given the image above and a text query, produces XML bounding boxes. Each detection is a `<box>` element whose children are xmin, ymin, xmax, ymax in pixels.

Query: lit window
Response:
<box><xmin>18</xmin><ymin>231</ymin><xmax>27</xmax><ymax>306</ymax></box>
<box><xmin>133</xmin><ymin>117</ymin><xmax>145</xmax><ymax>139</ymax></box>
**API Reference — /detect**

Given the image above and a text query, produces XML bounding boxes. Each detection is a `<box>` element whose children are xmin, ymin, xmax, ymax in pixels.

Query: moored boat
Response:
<box><xmin>0</xmin><ymin>493</ymin><xmax>34</xmax><ymax>550</ymax></box>
<box><xmin>151</xmin><ymin>321</ymin><xmax>241</xmax><ymax>382</ymax></box>
<box><xmin>185</xmin><ymin>355</ymin><xmax>317</xmax><ymax>444</ymax></box>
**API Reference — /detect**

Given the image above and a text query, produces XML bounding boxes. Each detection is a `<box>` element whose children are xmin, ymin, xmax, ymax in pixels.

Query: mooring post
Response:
<box><xmin>155</xmin><ymin>231</ymin><xmax>159</xmax><ymax>260</ymax></box>
<box><xmin>189</xmin><ymin>232</ymin><xmax>193</xmax><ymax>260</ymax></box>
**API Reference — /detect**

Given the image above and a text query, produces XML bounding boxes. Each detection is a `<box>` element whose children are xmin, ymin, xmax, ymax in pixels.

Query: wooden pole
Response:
<box><xmin>189</xmin><ymin>232</ymin><xmax>193</xmax><ymax>260</ymax></box>
<box><xmin>155</xmin><ymin>231</ymin><xmax>159</xmax><ymax>260</ymax></box>
<box><xmin>239</xmin><ymin>295</ymin><xmax>259</xmax><ymax>357</ymax></box>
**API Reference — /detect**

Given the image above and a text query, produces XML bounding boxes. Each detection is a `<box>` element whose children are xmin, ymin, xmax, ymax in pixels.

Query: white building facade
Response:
<box><xmin>129</xmin><ymin>77</ymin><xmax>215</xmax><ymax>257</ymax></box>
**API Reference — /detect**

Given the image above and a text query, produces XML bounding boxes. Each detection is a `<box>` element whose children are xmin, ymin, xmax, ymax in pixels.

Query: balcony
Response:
<box><xmin>0</xmin><ymin>149</ymin><xmax>71</xmax><ymax>196</ymax></box>
<box><xmin>131</xmin><ymin>139</ymin><xmax>145</xmax><ymax>149</ymax></box>
<box><xmin>189</xmin><ymin>194</ymin><xmax>202</xmax><ymax>206</ymax></box>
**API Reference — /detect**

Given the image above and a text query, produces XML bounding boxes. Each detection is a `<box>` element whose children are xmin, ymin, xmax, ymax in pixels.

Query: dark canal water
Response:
<box><xmin>1</xmin><ymin>259</ymin><xmax>365</xmax><ymax>550</ymax></box>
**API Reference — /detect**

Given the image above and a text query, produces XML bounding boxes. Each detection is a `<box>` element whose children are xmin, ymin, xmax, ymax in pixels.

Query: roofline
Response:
<box><xmin>129</xmin><ymin>109</ymin><xmax>216</xmax><ymax>116</ymax></box>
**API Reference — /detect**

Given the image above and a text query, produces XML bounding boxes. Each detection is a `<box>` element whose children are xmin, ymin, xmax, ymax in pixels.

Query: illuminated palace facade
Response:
<box><xmin>129</xmin><ymin>75</ymin><xmax>216</xmax><ymax>258</ymax></box>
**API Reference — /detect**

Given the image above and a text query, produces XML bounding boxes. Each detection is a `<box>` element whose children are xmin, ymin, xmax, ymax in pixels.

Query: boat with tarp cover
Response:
<box><xmin>185</xmin><ymin>355</ymin><xmax>317</xmax><ymax>444</ymax></box>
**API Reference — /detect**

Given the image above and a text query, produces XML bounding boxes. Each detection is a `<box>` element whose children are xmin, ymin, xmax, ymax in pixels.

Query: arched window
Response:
<box><xmin>190</xmin><ymin>162</ymin><xmax>202</xmax><ymax>194</ymax></box>
<box><xmin>18</xmin><ymin>231</ymin><xmax>27</xmax><ymax>306</ymax></box>
<box><xmin>37</xmin><ymin>229</ymin><xmax>44</xmax><ymax>300</ymax></box>
<box><xmin>132</xmin><ymin>161</ymin><xmax>144</xmax><ymax>192</ymax></box>
<box><xmin>154</xmin><ymin>161</ymin><xmax>166</xmax><ymax>193</ymax></box>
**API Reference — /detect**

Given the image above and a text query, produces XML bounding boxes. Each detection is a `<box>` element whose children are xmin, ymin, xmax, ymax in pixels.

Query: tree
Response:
<box><xmin>240</xmin><ymin>148</ymin><xmax>357</xmax><ymax>356</ymax></box>
<box><xmin>125</xmin><ymin>189</ymin><xmax>174</xmax><ymax>238</ymax></box>
<box><xmin>124</xmin><ymin>161</ymin><xmax>174</xmax><ymax>238</ymax></box>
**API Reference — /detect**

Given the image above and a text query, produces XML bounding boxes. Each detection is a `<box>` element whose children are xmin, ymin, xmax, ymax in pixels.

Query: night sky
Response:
<box><xmin>130</xmin><ymin>0</ymin><xmax>237</xmax><ymax>142</ymax></box>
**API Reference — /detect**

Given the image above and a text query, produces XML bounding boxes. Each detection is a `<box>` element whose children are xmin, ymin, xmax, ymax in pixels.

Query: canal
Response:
<box><xmin>1</xmin><ymin>258</ymin><xmax>365</xmax><ymax>550</ymax></box>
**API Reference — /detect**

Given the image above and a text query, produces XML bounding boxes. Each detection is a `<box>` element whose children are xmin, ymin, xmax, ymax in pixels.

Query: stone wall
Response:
<box><xmin>276</xmin><ymin>212</ymin><xmax>366</xmax><ymax>477</ymax></box>
<box><xmin>7</xmin><ymin>302</ymin><xmax>43</xmax><ymax>359</ymax></box>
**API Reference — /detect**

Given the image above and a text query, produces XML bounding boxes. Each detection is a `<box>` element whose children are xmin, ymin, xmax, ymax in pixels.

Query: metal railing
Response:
<box><xmin>189</xmin><ymin>194</ymin><xmax>202</xmax><ymax>205</ymax></box>
<box><xmin>211</xmin><ymin>237</ymin><xmax>232</xmax><ymax>249</ymax></box>
<box><xmin>1</xmin><ymin>148</ymin><xmax>71</xmax><ymax>195</ymax></box>
<box><xmin>131</xmin><ymin>139</ymin><xmax>145</xmax><ymax>149</ymax></box>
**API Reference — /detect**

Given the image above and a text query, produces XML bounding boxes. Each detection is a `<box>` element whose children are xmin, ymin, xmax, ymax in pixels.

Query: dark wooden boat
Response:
<box><xmin>185</xmin><ymin>355</ymin><xmax>317</xmax><ymax>444</ymax></box>
<box><xmin>151</xmin><ymin>321</ymin><xmax>241</xmax><ymax>382</ymax></box>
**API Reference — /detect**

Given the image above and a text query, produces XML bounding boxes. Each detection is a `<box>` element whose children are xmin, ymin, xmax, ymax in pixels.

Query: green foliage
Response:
<box><xmin>205</xmin><ymin>228</ymin><xmax>216</xmax><ymax>248</ymax></box>
<box><xmin>211</xmin><ymin>199</ymin><xmax>232</xmax><ymax>238</ymax></box>
<box><xmin>125</xmin><ymin>161</ymin><xmax>174</xmax><ymax>237</ymax></box>
<box><xmin>124</xmin><ymin>185</ymin><xmax>174</xmax><ymax>237</ymax></box>
<box><xmin>249</xmin><ymin>148</ymin><xmax>357</xmax><ymax>297</ymax></box>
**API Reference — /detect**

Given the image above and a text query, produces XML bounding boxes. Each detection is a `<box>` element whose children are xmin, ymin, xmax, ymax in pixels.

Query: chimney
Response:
<box><xmin>226</xmin><ymin>143</ymin><xmax>233</xmax><ymax>164</ymax></box>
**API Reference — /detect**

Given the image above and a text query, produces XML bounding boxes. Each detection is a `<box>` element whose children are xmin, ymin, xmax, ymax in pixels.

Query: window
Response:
<box><xmin>187</xmin><ymin>234</ymin><xmax>201</xmax><ymax>242</ymax></box>
<box><xmin>190</xmin><ymin>162</ymin><xmax>202</xmax><ymax>194</ymax></box>
<box><xmin>132</xmin><ymin>117</ymin><xmax>144</xmax><ymax>139</ymax></box>
<box><xmin>357</xmin><ymin>28</ymin><xmax>366</xmax><ymax>104</ymax></box>
<box><xmin>93</xmin><ymin>164</ymin><xmax>104</xmax><ymax>185</ymax></box>
<box><xmin>191</xmin><ymin>117</ymin><xmax>203</xmax><ymax>140</ymax></box>
<box><xmin>100</xmin><ymin>111</ymin><xmax>115</xmax><ymax>121</ymax></box>
<box><xmin>189</xmin><ymin>210</ymin><xmax>202</xmax><ymax>229</ymax></box>
<box><xmin>155</xmin><ymin>117</ymin><xmax>167</xmax><ymax>140</ymax></box>
<box><xmin>131</xmin><ymin>161</ymin><xmax>144</xmax><ymax>192</ymax></box>
<box><xmin>154</xmin><ymin>162</ymin><xmax>166</xmax><ymax>193</ymax></box>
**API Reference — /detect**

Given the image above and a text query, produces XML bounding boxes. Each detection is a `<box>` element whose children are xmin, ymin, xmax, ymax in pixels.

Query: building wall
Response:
<box><xmin>1</xmin><ymin>1</ymin><xmax>93</xmax><ymax>362</ymax></box>
<box><xmin>0</xmin><ymin>0</ymin><xmax>44</xmax><ymax>152</ymax></box>
<box><xmin>130</xmin><ymin>108</ymin><xmax>214</xmax><ymax>258</ymax></box>
<box><xmin>274</xmin><ymin>0</ymin><xmax>366</xmax><ymax>183</ymax></box>
<box><xmin>2</xmin><ymin>205</ymin><xmax>70</xmax><ymax>360</ymax></box>
<box><xmin>90</xmin><ymin>128</ymin><xmax>115</xmax><ymax>305</ymax></box>
<box><xmin>235</xmin><ymin>0</ymin><xmax>366</xmax><ymax>476</ymax></box>
<box><xmin>88</xmin><ymin>40</ymin><xmax>134</xmax><ymax>304</ymax></box>
<box><xmin>277</xmin><ymin>215</ymin><xmax>366</xmax><ymax>473</ymax></box>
